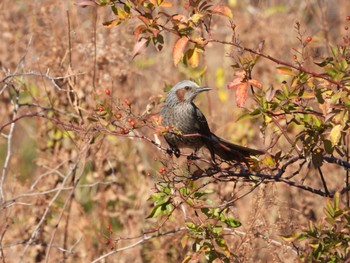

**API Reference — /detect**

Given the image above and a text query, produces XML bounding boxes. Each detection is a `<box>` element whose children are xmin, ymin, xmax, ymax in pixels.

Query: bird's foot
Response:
<box><xmin>166</xmin><ymin>148</ymin><xmax>181</xmax><ymax>158</ymax></box>
<box><xmin>187</xmin><ymin>152</ymin><xmax>199</xmax><ymax>161</ymax></box>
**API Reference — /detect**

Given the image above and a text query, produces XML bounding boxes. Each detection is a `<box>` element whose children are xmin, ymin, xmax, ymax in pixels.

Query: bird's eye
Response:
<box><xmin>184</xmin><ymin>86</ymin><xmax>190</xmax><ymax>90</ymax></box>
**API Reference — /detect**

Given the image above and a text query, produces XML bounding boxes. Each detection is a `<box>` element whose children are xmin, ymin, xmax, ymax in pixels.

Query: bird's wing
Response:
<box><xmin>192</xmin><ymin>104</ymin><xmax>211</xmax><ymax>136</ymax></box>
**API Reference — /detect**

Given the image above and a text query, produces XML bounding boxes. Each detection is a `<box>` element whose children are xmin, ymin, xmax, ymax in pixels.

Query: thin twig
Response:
<box><xmin>91</xmin><ymin>227</ymin><xmax>186</xmax><ymax>263</ymax></box>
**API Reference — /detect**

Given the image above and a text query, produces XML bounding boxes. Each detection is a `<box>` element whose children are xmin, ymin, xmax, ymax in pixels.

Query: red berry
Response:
<box><xmin>345</xmin><ymin>26</ymin><xmax>349</xmax><ymax>30</ymax></box>
<box><xmin>105</xmin><ymin>89</ymin><xmax>111</xmax><ymax>95</ymax></box>
<box><xmin>98</xmin><ymin>106</ymin><xmax>104</xmax><ymax>111</ymax></box>
<box><xmin>306</xmin><ymin>36</ymin><xmax>312</xmax><ymax>42</ymax></box>
<box><xmin>347</xmin><ymin>16</ymin><xmax>350</xmax><ymax>21</ymax></box>
<box><xmin>105</xmin><ymin>239</ymin><xmax>111</xmax><ymax>245</ymax></box>
<box><xmin>127</xmin><ymin>118</ymin><xmax>132</xmax><ymax>123</ymax></box>
<box><xmin>116</xmin><ymin>113</ymin><xmax>122</xmax><ymax>119</ymax></box>
<box><xmin>158</xmin><ymin>167</ymin><xmax>166</xmax><ymax>173</ymax></box>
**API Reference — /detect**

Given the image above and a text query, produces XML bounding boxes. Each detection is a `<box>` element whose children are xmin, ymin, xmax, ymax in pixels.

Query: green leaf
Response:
<box><xmin>146</xmin><ymin>204</ymin><xmax>162</xmax><ymax>218</ymax></box>
<box><xmin>223</xmin><ymin>217</ymin><xmax>241</xmax><ymax>228</ymax></box>
<box><xmin>314</xmin><ymin>57</ymin><xmax>333</xmax><ymax>67</ymax></box>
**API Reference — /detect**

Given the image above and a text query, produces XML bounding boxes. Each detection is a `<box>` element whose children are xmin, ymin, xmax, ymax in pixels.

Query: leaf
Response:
<box><xmin>137</xmin><ymin>15</ymin><xmax>151</xmax><ymax>25</ymax></box>
<box><xmin>159</xmin><ymin>1</ymin><xmax>172</xmax><ymax>7</ymax></box>
<box><xmin>173</xmin><ymin>36</ymin><xmax>189</xmax><ymax>66</ymax></box>
<box><xmin>187</xmin><ymin>48</ymin><xmax>199</xmax><ymax>68</ymax></box>
<box><xmin>276</xmin><ymin>66</ymin><xmax>295</xmax><ymax>76</ymax></box>
<box><xmin>223</xmin><ymin>217</ymin><xmax>241</xmax><ymax>228</ymax></box>
<box><xmin>132</xmin><ymin>38</ymin><xmax>148</xmax><ymax>59</ymax></box>
<box><xmin>191</xmin><ymin>13</ymin><xmax>205</xmax><ymax>23</ymax></box>
<box><xmin>102</xmin><ymin>19</ymin><xmax>123</xmax><ymax>28</ymax></box>
<box><xmin>146</xmin><ymin>204</ymin><xmax>162</xmax><ymax>218</ymax></box>
<box><xmin>133</xmin><ymin>25</ymin><xmax>147</xmax><ymax>40</ymax></box>
<box><xmin>247</xmin><ymin>79</ymin><xmax>262</xmax><ymax>89</ymax></box>
<box><xmin>212</xmin><ymin>5</ymin><xmax>233</xmax><ymax>19</ymax></box>
<box><xmin>329</xmin><ymin>125</ymin><xmax>343</xmax><ymax>146</ymax></box>
<box><xmin>228</xmin><ymin>81</ymin><xmax>248</xmax><ymax>108</ymax></box>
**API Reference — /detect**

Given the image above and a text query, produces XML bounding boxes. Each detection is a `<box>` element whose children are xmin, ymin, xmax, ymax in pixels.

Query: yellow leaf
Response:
<box><xmin>276</xmin><ymin>66</ymin><xmax>295</xmax><ymax>76</ymax></box>
<box><xmin>329</xmin><ymin>125</ymin><xmax>343</xmax><ymax>146</ymax></box>
<box><xmin>191</xmin><ymin>13</ymin><xmax>205</xmax><ymax>23</ymax></box>
<box><xmin>188</xmin><ymin>48</ymin><xmax>199</xmax><ymax>68</ymax></box>
<box><xmin>173</xmin><ymin>36</ymin><xmax>189</xmax><ymax>66</ymax></box>
<box><xmin>102</xmin><ymin>18</ymin><xmax>122</xmax><ymax>28</ymax></box>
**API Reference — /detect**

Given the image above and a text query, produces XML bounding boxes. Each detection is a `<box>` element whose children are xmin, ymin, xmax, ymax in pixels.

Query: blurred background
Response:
<box><xmin>1</xmin><ymin>0</ymin><xmax>349</xmax><ymax>262</ymax></box>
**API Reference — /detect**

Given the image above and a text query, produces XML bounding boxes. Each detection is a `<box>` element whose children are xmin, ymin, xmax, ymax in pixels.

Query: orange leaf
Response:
<box><xmin>227</xmin><ymin>77</ymin><xmax>248</xmax><ymax>107</ymax></box>
<box><xmin>137</xmin><ymin>15</ymin><xmax>150</xmax><ymax>25</ymax></box>
<box><xmin>172</xmin><ymin>14</ymin><xmax>188</xmax><ymax>23</ymax></box>
<box><xmin>134</xmin><ymin>25</ymin><xmax>147</xmax><ymax>40</ymax></box>
<box><xmin>103</xmin><ymin>19</ymin><xmax>122</xmax><ymax>28</ymax></box>
<box><xmin>173</xmin><ymin>36</ymin><xmax>189</xmax><ymax>66</ymax></box>
<box><xmin>247</xmin><ymin>79</ymin><xmax>262</xmax><ymax>89</ymax></box>
<box><xmin>235</xmin><ymin>82</ymin><xmax>248</xmax><ymax>107</ymax></box>
<box><xmin>160</xmin><ymin>1</ymin><xmax>172</xmax><ymax>7</ymax></box>
<box><xmin>213</xmin><ymin>5</ymin><xmax>233</xmax><ymax>19</ymax></box>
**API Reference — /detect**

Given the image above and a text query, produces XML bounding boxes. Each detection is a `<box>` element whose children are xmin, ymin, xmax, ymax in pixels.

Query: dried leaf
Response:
<box><xmin>133</xmin><ymin>25</ymin><xmax>147</xmax><ymax>40</ymax></box>
<box><xmin>228</xmin><ymin>81</ymin><xmax>248</xmax><ymax>107</ymax></box>
<box><xmin>159</xmin><ymin>1</ymin><xmax>172</xmax><ymax>7</ymax></box>
<box><xmin>132</xmin><ymin>38</ymin><xmax>148</xmax><ymax>59</ymax></box>
<box><xmin>103</xmin><ymin>19</ymin><xmax>122</xmax><ymax>28</ymax></box>
<box><xmin>173</xmin><ymin>36</ymin><xmax>189</xmax><ymax>66</ymax></box>
<box><xmin>191</xmin><ymin>13</ymin><xmax>205</xmax><ymax>23</ymax></box>
<box><xmin>247</xmin><ymin>79</ymin><xmax>262</xmax><ymax>89</ymax></box>
<box><xmin>137</xmin><ymin>15</ymin><xmax>150</xmax><ymax>25</ymax></box>
<box><xmin>329</xmin><ymin>125</ymin><xmax>343</xmax><ymax>146</ymax></box>
<box><xmin>213</xmin><ymin>5</ymin><xmax>233</xmax><ymax>19</ymax></box>
<box><xmin>276</xmin><ymin>66</ymin><xmax>295</xmax><ymax>76</ymax></box>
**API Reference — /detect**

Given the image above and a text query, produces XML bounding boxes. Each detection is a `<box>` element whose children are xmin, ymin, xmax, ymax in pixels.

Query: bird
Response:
<box><xmin>159</xmin><ymin>80</ymin><xmax>264</xmax><ymax>163</ymax></box>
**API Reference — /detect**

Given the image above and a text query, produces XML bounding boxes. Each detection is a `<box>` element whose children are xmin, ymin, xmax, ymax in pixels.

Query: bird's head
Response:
<box><xmin>165</xmin><ymin>80</ymin><xmax>211</xmax><ymax>106</ymax></box>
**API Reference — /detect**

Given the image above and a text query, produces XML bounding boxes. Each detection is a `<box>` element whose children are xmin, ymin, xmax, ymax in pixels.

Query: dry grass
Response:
<box><xmin>1</xmin><ymin>0</ymin><xmax>349</xmax><ymax>262</ymax></box>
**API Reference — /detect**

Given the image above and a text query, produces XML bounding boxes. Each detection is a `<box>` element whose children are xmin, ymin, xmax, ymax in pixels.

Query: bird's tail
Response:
<box><xmin>209</xmin><ymin>133</ymin><xmax>264</xmax><ymax>163</ymax></box>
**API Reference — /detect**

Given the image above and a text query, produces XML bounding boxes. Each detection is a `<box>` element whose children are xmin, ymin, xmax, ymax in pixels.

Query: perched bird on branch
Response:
<box><xmin>160</xmin><ymin>80</ymin><xmax>264</xmax><ymax>163</ymax></box>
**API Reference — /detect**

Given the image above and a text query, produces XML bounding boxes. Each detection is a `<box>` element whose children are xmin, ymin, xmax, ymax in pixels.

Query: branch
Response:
<box><xmin>208</xmin><ymin>39</ymin><xmax>350</xmax><ymax>93</ymax></box>
<box><xmin>91</xmin><ymin>227</ymin><xmax>186</xmax><ymax>263</ymax></box>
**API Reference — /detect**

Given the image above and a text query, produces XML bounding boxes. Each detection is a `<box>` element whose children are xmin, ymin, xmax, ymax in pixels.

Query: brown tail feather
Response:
<box><xmin>210</xmin><ymin>134</ymin><xmax>264</xmax><ymax>162</ymax></box>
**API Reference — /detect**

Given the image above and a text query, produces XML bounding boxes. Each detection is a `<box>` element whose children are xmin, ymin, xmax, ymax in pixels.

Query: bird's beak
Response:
<box><xmin>198</xmin><ymin>86</ymin><xmax>211</xmax><ymax>93</ymax></box>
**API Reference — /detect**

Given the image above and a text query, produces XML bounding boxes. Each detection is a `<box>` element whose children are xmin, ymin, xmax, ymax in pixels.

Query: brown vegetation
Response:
<box><xmin>1</xmin><ymin>0</ymin><xmax>350</xmax><ymax>262</ymax></box>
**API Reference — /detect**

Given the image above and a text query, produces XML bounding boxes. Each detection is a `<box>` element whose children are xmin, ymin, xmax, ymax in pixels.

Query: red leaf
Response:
<box><xmin>134</xmin><ymin>25</ymin><xmax>147</xmax><ymax>40</ymax></box>
<box><xmin>173</xmin><ymin>36</ymin><xmax>189</xmax><ymax>66</ymax></box>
